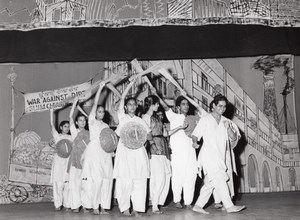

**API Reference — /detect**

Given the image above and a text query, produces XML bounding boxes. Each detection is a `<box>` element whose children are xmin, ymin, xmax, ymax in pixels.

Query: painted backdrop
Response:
<box><xmin>0</xmin><ymin>0</ymin><xmax>300</xmax><ymax>31</ymax></box>
<box><xmin>0</xmin><ymin>55</ymin><xmax>298</xmax><ymax>204</ymax></box>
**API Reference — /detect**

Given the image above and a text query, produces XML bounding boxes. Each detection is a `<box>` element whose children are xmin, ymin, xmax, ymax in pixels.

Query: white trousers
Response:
<box><xmin>213</xmin><ymin>189</ymin><xmax>221</xmax><ymax>203</ymax></box>
<box><xmin>171</xmin><ymin>167</ymin><xmax>196</xmax><ymax>205</ymax></box>
<box><xmin>195</xmin><ymin>172</ymin><xmax>234</xmax><ymax>209</ymax></box>
<box><xmin>150</xmin><ymin>155</ymin><xmax>171</xmax><ymax>207</ymax></box>
<box><xmin>53</xmin><ymin>181</ymin><xmax>68</xmax><ymax>208</ymax></box>
<box><xmin>67</xmin><ymin>167</ymin><xmax>82</xmax><ymax>209</ymax></box>
<box><xmin>115</xmin><ymin>178</ymin><xmax>147</xmax><ymax>213</ymax></box>
<box><xmin>81</xmin><ymin>178</ymin><xmax>113</xmax><ymax>210</ymax></box>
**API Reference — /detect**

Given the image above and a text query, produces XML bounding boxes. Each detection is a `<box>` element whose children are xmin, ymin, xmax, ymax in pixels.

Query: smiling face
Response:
<box><xmin>212</xmin><ymin>100</ymin><xmax>227</xmax><ymax>116</ymax></box>
<box><xmin>60</xmin><ymin>123</ymin><xmax>70</xmax><ymax>134</ymax></box>
<box><xmin>177</xmin><ymin>99</ymin><xmax>189</xmax><ymax>115</ymax></box>
<box><xmin>96</xmin><ymin>106</ymin><xmax>105</xmax><ymax>120</ymax></box>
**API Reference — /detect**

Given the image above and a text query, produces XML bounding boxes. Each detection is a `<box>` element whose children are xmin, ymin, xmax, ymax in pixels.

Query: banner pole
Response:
<box><xmin>7</xmin><ymin>67</ymin><xmax>17</xmax><ymax>179</ymax></box>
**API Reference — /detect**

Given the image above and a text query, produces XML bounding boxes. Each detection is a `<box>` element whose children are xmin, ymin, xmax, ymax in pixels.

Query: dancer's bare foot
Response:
<box><xmin>132</xmin><ymin>210</ymin><xmax>141</xmax><ymax>217</ymax></box>
<box><xmin>55</xmin><ymin>206</ymin><xmax>62</xmax><ymax>211</ymax></box>
<box><xmin>192</xmin><ymin>205</ymin><xmax>209</xmax><ymax>214</ymax></box>
<box><xmin>72</xmin><ymin>208</ymin><xmax>80</xmax><ymax>213</ymax></box>
<box><xmin>214</xmin><ymin>203</ymin><xmax>223</xmax><ymax>209</ymax></box>
<box><xmin>93</xmin><ymin>209</ymin><xmax>100</xmax><ymax>215</ymax></box>
<box><xmin>226</xmin><ymin>205</ymin><xmax>246</xmax><ymax>213</ymax></box>
<box><xmin>100</xmin><ymin>208</ymin><xmax>109</xmax><ymax>215</ymax></box>
<box><xmin>174</xmin><ymin>202</ymin><xmax>183</xmax><ymax>209</ymax></box>
<box><xmin>123</xmin><ymin>209</ymin><xmax>131</xmax><ymax>216</ymax></box>
<box><xmin>152</xmin><ymin>206</ymin><xmax>163</xmax><ymax>214</ymax></box>
<box><xmin>160</xmin><ymin>205</ymin><xmax>168</xmax><ymax>209</ymax></box>
<box><xmin>82</xmin><ymin>208</ymin><xmax>89</xmax><ymax>213</ymax></box>
<box><xmin>185</xmin><ymin>204</ymin><xmax>193</xmax><ymax>209</ymax></box>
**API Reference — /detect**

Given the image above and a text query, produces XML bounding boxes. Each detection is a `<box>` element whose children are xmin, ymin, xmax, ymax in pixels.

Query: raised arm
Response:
<box><xmin>150</xmin><ymin>86</ymin><xmax>169</xmax><ymax>111</ymax></box>
<box><xmin>90</xmin><ymin>81</ymin><xmax>107</xmax><ymax>120</ymax></box>
<box><xmin>184</xmin><ymin>94</ymin><xmax>207</xmax><ymax>117</ymax></box>
<box><xmin>50</xmin><ymin>108</ymin><xmax>58</xmax><ymax>136</ymax></box>
<box><xmin>69</xmin><ymin>97</ymin><xmax>79</xmax><ymax>127</ymax></box>
<box><xmin>158</xmin><ymin>68</ymin><xmax>206</xmax><ymax>116</ymax></box>
<box><xmin>118</xmin><ymin>75</ymin><xmax>138</xmax><ymax>115</ymax></box>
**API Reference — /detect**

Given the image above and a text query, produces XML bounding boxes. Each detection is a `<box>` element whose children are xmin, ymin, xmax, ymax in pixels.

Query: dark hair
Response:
<box><xmin>96</xmin><ymin>105</ymin><xmax>105</xmax><ymax>111</ymax></box>
<box><xmin>96</xmin><ymin>105</ymin><xmax>110</xmax><ymax>124</ymax></box>
<box><xmin>144</xmin><ymin>95</ymin><xmax>159</xmax><ymax>114</ymax></box>
<box><xmin>58</xmin><ymin>120</ymin><xmax>70</xmax><ymax>134</ymax></box>
<box><xmin>156</xmin><ymin>106</ymin><xmax>169</xmax><ymax>123</ymax></box>
<box><xmin>209</xmin><ymin>94</ymin><xmax>228</xmax><ymax>112</ymax></box>
<box><xmin>175</xmin><ymin>95</ymin><xmax>188</xmax><ymax>107</ymax></box>
<box><xmin>125</xmin><ymin>97</ymin><xmax>137</xmax><ymax>106</ymax></box>
<box><xmin>124</xmin><ymin>96</ymin><xmax>138</xmax><ymax>115</ymax></box>
<box><xmin>75</xmin><ymin>113</ymin><xmax>87</xmax><ymax>122</ymax></box>
<box><xmin>75</xmin><ymin>113</ymin><xmax>88</xmax><ymax>129</ymax></box>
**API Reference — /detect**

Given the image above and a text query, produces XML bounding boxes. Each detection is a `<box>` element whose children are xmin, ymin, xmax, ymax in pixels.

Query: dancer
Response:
<box><xmin>81</xmin><ymin>81</ymin><xmax>114</xmax><ymax>215</ymax></box>
<box><xmin>49</xmin><ymin>109</ymin><xmax>72</xmax><ymax>211</ymax></box>
<box><xmin>142</xmin><ymin>94</ymin><xmax>171</xmax><ymax>214</ymax></box>
<box><xmin>67</xmin><ymin>98</ymin><xmax>88</xmax><ymax>212</ymax></box>
<box><xmin>158</xmin><ymin>94</ymin><xmax>198</xmax><ymax>209</ymax></box>
<box><xmin>113</xmin><ymin>75</ymin><xmax>151</xmax><ymax>217</ymax></box>
<box><xmin>191</xmin><ymin>94</ymin><xmax>245</xmax><ymax>214</ymax></box>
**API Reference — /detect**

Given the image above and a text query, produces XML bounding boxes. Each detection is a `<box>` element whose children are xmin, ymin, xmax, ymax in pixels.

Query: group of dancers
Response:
<box><xmin>50</xmin><ymin>70</ymin><xmax>246</xmax><ymax>217</ymax></box>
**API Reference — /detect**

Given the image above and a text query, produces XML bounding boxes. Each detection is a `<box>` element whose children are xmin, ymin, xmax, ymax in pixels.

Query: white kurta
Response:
<box><xmin>192</xmin><ymin>114</ymin><xmax>240</xmax><ymax>208</ymax></box>
<box><xmin>51</xmin><ymin>131</ymin><xmax>72</xmax><ymax>208</ymax></box>
<box><xmin>113</xmin><ymin>111</ymin><xmax>150</xmax><ymax>212</ymax></box>
<box><xmin>165</xmin><ymin>109</ymin><xmax>197</xmax><ymax>205</ymax></box>
<box><xmin>113</xmin><ymin>112</ymin><xmax>150</xmax><ymax>179</ymax></box>
<box><xmin>81</xmin><ymin>118</ymin><xmax>113</xmax><ymax>210</ymax></box>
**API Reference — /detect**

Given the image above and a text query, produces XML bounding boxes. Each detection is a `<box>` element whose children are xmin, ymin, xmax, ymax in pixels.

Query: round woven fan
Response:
<box><xmin>73</xmin><ymin>130</ymin><xmax>89</xmax><ymax>150</ymax></box>
<box><xmin>120</xmin><ymin>121</ymin><xmax>147</xmax><ymax>150</ymax></box>
<box><xmin>71</xmin><ymin>130</ymin><xmax>89</xmax><ymax>169</ymax></box>
<box><xmin>56</xmin><ymin>139</ymin><xmax>72</xmax><ymax>158</ymax></box>
<box><xmin>99</xmin><ymin>128</ymin><xmax>118</xmax><ymax>153</ymax></box>
<box><xmin>184</xmin><ymin>115</ymin><xmax>200</xmax><ymax>137</ymax></box>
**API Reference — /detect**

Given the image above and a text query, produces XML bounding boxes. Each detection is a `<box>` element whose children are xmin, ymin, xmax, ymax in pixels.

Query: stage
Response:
<box><xmin>0</xmin><ymin>192</ymin><xmax>299</xmax><ymax>220</ymax></box>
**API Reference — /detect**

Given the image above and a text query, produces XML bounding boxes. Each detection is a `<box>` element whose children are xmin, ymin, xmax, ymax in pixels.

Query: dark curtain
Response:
<box><xmin>0</xmin><ymin>25</ymin><xmax>299</xmax><ymax>144</ymax></box>
<box><xmin>1</xmin><ymin>25</ymin><xmax>300</xmax><ymax>63</ymax></box>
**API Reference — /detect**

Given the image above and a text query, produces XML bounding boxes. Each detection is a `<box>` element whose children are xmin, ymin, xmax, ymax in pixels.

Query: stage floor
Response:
<box><xmin>0</xmin><ymin>192</ymin><xmax>299</xmax><ymax>220</ymax></box>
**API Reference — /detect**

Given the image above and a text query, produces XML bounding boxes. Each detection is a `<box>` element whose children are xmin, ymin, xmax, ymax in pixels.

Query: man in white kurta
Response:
<box><xmin>191</xmin><ymin>113</ymin><xmax>242</xmax><ymax>212</ymax></box>
<box><xmin>165</xmin><ymin>109</ymin><xmax>197</xmax><ymax>207</ymax></box>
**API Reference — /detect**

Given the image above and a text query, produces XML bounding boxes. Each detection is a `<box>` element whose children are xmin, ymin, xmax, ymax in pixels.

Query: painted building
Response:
<box><xmin>193</xmin><ymin>0</ymin><xmax>230</xmax><ymax>18</ymax></box>
<box><xmin>271</xmin><ymin>0</ymin><xmax>300</xmax><ymax>21</ymax></box>
<box><xmin>35</xmin><ymin>0</ymin><xmax>87</xmax><ymax>21</ymax></box>
<box><xmin>230</xmin><ymin>0</ymin><xmax>271</xmax><ymax>18</ymax></box>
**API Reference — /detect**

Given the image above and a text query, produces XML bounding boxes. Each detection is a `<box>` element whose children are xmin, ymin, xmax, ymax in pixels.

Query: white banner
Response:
<box><xmin>24</xmin><ymin>81</ymin><xmax>92</xmax><ymax>114</ymax></box>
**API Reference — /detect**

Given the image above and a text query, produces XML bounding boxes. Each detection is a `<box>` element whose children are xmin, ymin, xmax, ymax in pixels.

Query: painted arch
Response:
<box><xmin>289</xmin><ymin>167</ymin><xmax>297</xmax><ymax>191</ymax></box>
<box><xmin>248</xmin><ymin>154</ymin><xmax>260</xmax><ymax>192</ymax></box>
<box><xmin>262</xmin><ymin>161</ymin><xmax>272</xmax><ymax>192</ymax></box>
<box><xmin>275</xmin><ymin>166</ymin><xmax>284</xmax><ymax>192</ymax></box>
